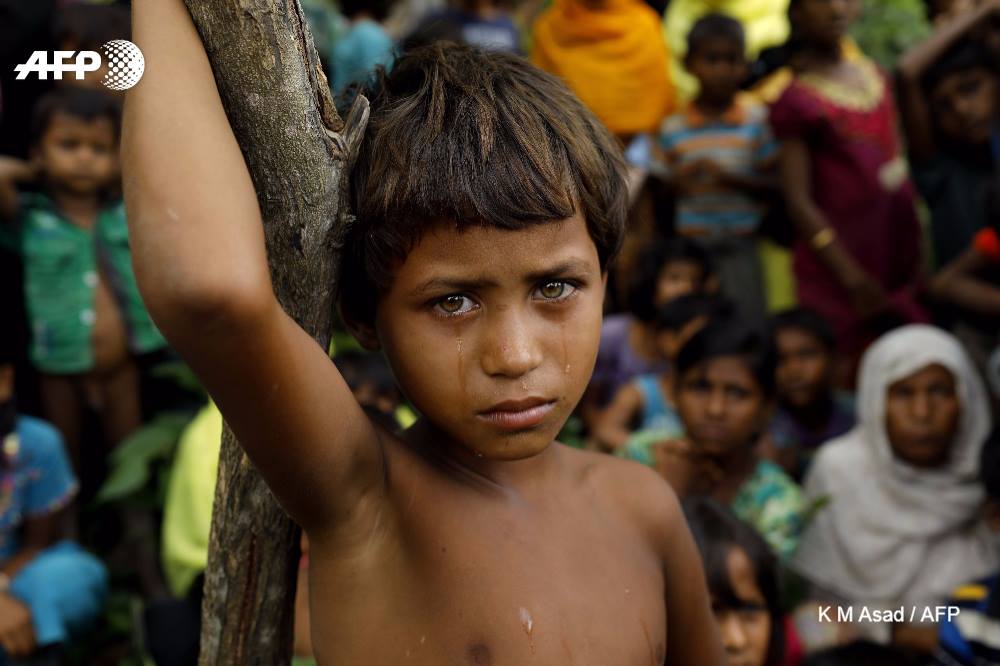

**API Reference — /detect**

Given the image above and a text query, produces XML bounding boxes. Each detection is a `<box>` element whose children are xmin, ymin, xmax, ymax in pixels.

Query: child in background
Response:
<box><xmin>763</xmin><ymin>308</ymin><xmax>854</xmax><ymax>481</ymax></box>
<box><xmin>0</xmin><ymin>88</ymin><xmax>165</xmax><ymax>471</ymax></box>
<box><xmin>52</xmin><ymin>3</ymin><xmax>132</xmax><ymax>92</ymax></box>
<box><xmin>659</xmin><ymin>14</ymin><xmax>779</xmax><ymax>322</ymax></box>
<box><xmin>0</xmin><ymin>350</ymin><xmax>108</xmax><ymax>664</ymax></box>
<box><xmin>126</xmin><ymin>5</ymin><xmax>726</xmax><ymax>658</ymax></box>
<box><xmin>934</xmin><ymin>426</ymin><xmax>1000</xmax><ymax>665</ymax></box>
<box><xmin>684</xmin><ymin>497</ymin><xmax>788</xmax><ymax>666</ymax></box>
<box><xmin>898</xmin><ymin>0</ymin><xmax>999</xmax><ymax>267</ymax></box>
<box><xmin>594</xmin><ymin>293</ymin><xmax>730</xmax><ymax>458</ymax></box>
<box><xmin>583</xmin><ymin>237</ymin><xmax>711</xmax><ymax>431</ymax></box>
<box><xmin>931</xmin><ymin>185</ymin><xmax>1000</xmax><ymax>318</ymax></box>
<box><xmin>771</xmin><ymin>0</ymin><xmax>928</xmax><ymax>381</ymax></box>
<box><xmin>652</xmin><ymin>316</ymin><xmax>807</xmax><ymax>559</ymax></box>
<box><xmin>330</xmin><ymin>0</ymin><xmax>396</xmax><ymax>94</ymax></box>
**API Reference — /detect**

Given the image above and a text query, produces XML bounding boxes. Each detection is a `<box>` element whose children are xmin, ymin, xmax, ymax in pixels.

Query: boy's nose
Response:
<box><xmin>480</xmin><ymin>313</ymin><xmax>543</xmax><ymax>379</ymax></box>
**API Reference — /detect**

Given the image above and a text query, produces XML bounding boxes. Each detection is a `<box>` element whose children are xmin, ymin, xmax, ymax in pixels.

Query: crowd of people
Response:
<box><xmin>0</xmin><ymin>0</ymin><xmax>997</xmax><ymax>663</ymax></box>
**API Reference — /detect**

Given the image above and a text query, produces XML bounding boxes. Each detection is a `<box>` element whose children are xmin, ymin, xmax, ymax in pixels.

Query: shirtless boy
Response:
<box><xmin>123</xmin><ymin>1</ymin><xmax>725</xmax><ymax>663</ymax></box>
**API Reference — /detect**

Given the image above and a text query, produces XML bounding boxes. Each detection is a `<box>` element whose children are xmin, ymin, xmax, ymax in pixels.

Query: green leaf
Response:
<box><xmin>97</xmin><ymin>412</ymin><xmax>193</xmax><ymax>503</ymax></box>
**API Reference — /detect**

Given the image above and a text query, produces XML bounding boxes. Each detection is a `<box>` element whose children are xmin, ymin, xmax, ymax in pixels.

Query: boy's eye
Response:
<box><xmin>534</xmin><ymin>280</ymin><xmax>576</xmax><ymax>301</ymax></box>
<box><xmin>435</xmin><ymin>295</ymin><xmax>476</xmax><ymax>316</ymax></box>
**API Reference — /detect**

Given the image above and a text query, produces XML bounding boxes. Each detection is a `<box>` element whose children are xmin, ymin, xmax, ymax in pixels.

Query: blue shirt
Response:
<box><xmin>0</xmin><ymin>417</ymin><xmax>78</xmax><ymax>560</ymax></box>
<box><xmin>331</xmin><ymin>19</ymin><xmax>395</xmax><ymax>93</ymax></box>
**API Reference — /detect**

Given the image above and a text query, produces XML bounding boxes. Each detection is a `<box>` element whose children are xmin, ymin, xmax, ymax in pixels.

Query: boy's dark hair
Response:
<box><xmin>768</xmin><ymin>307</ymin><xmax>835</xmax><ymax>351</ymax></box>
<box><xmin>53</xmin><ymin>3</ymin><xmax>131</xmax><ymax>51</ymax></box>
<box><xmin>675</xmin><ymin>315</ymin><xmax>777</xmax><ymax>396</ymax></box>
<box><xmin>922</xmin><ymin>40</ymin><xmax>998</xmax><ymax>94</ymax></box>
<box><xmin>980</xmin><ymin>427</ymin><xmax>1000</xmax><ymax>501</ymax></box>
<box><xmin>29</xmin><ymin>87</ymin><xmax>122</xmax><ymax>148</ymax></box>
<box><xmin>342</xmin><ymin>43</ymin><xmax>627</xmax><ymax>325</ymax></box>
<box><xmin>339</xmin><ymin>0</ymin><xmax>394</xmax><ymax>23</ymax></box>
<box><xmin>653</xmin><ymin>294</ymin><xmax>733</xmax><ymax>333</ymax></box>
<box><xmin>683</xmin><ymin>498</ymin><xmax>784</xmax><ymax>666</ymax></box>
<box><xmin>802</xmin><ymin>641</ymin><xmax>925</xmax><ymax>666</ymax></box>
<box><xmin>686</xmin><ymin>13</ymin><xmax>746</xmax><ymax>60</ymax></box>
<box><xmin>626</xmin><ymin>237</ymin><xmax>711</xmax><ymax>323</ymax></box>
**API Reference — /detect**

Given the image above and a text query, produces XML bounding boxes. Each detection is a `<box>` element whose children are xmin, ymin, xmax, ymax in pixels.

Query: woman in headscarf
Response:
<box><xmin>792</xmin><ymin>325</ymin><xmax>998</xmax><ymax>646</ymax></box>
<box><xmin>530</xmin><ymin>0</ymin><xmax>675</xmax><ymax>141</ymax></box>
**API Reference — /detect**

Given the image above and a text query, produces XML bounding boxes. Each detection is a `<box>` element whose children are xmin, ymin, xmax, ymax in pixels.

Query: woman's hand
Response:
<box><xmin>0</xmin><ymin>593</ymin><xmax>35</xmax><ymax>659</ymax></box>
<box><xmin>652</xmin><ymin>437</ymin><xmax>724</xmax><ymax>497</ymax></box>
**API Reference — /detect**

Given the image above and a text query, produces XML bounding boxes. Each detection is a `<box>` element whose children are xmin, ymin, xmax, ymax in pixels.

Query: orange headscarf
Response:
<box><xmin>531</xmin><ymin>0</ymin><xmax>675</xmax><ymax>137</ymax></box>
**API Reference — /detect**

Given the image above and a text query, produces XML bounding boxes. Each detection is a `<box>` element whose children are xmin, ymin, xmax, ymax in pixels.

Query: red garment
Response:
<box><xmin>770</xmin><ymin>59</ymin><xmax>928</xmax><ymax>357</ymax></box>
<box><xmin>974</xmin><ymin>228</ymin><xmax>1000</xmax><ymax>264</ymax></box>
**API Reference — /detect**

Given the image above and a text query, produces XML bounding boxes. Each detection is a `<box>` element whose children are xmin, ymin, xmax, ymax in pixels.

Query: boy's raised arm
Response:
<box><xmin>122</xmin><ymin>0</ymin><xmax>383</xmax><ymax>535</ymax></box>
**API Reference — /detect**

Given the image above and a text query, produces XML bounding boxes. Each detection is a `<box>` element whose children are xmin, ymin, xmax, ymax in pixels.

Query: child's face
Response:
<box><xmin>676</xmin><ymin>356</ymin><xmax>769</xmax><ymax>458</ymax></box>
<box><xmin>792</xmin><ymin>0</ymin><xmax>861</xmax><ymax>49</ymax></box>
<box><xmin>656</xmin><ymin>260</ymin><xmax>704</xmax><ymax>307</ymax></box>
<box><xmin>374</xmin><ymin>214</ymin><xmax>605</xmax><ymax>460</ymax></box>
<box><xmin>715</xmin><ymin>547</ymin><xmax>771</xmax><ymax>666</ymax></box>
<box><xmin>885</xmin><ymin>363</ymin><xmax>961</xmax><ymax>469</ymax></box>
<box><xmin>34</xmin><ymin>111</ymin><xmax>117</xmax><ymax>196</ymax></box>
<box><xmin>774</xmin><ymin>327</ymin><xmax>832</xmax><ymax>409</ymax></box>
<box><xmin>930</xmin><ymin>68</ymin><xmax>998</xmax><ymax>146</ymax></box>
<box><xmin>687</xmin><ymin>38</ymin><xmax>748</xmax><ymax>104</ymax></box>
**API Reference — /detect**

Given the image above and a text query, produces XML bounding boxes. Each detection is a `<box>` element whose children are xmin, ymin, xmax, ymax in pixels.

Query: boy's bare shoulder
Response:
<box><xmin>560</xmin><ymin>445</ymin><xmax>685</xmax><ymax>547</ymax></box>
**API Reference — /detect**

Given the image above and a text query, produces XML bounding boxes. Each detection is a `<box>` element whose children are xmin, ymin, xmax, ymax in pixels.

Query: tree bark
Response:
<box><xmin>181</xmin><ymin>1</ymin><xmax>369</xmax><ymax>662</ymax></box>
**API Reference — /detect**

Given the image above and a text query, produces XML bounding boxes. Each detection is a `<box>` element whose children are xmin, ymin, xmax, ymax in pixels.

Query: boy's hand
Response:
<box><xmin>0</xmin><ymin>594</ymin><xmax>35</xmax><ymax>659</ymax></box>
<box><xmin>0</xmin><ymin>157</ymin><xmax>37</xmax><ymax>184</ymax></box>
<box><xmin>674</xmin><ymin>159</ymin><xmax>723</xmax><ymax>196</ymax></box>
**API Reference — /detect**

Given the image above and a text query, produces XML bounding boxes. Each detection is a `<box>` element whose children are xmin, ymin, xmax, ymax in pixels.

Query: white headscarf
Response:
<box><xmin>792</xmin><ymin>325</ymin><xmax>998</xmax><ymax>607</ymax></box>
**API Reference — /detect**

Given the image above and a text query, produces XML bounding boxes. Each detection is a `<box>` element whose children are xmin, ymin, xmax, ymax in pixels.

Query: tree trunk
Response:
<box><xmin>181</xmin><ymin>1</ymin><xmax>369</xmax><ymax>662</ymax></box>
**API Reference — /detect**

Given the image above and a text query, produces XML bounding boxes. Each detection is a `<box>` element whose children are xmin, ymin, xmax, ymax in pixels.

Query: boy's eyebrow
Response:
<box><xmin>411</xmin><ymin>258</ymin><xmax>594</xmax><ymax>296</ymax></box>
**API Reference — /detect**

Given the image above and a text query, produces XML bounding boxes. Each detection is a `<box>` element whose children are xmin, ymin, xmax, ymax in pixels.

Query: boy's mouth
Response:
<box><xmin>477</xmin><ymin>398</ymin><xmax>556</xmax><ymax>431</ymax></box>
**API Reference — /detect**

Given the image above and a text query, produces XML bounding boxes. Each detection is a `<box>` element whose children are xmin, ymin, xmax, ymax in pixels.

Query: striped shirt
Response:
<box><xmin>658</xmin><ymin>97</ymin><xmax>777</xmax><ymax>236</ymax></box>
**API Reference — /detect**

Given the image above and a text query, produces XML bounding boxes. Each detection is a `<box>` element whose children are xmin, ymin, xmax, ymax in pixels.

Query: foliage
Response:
<box><xmin>852</xmin><ymin>0</ymin><xmax>930</xmax><ymax>68</ymax></box>
<box><xmin>96</xmin><ymin>411</ymin><xmax>194</xmax><ymax>505</ymax></box>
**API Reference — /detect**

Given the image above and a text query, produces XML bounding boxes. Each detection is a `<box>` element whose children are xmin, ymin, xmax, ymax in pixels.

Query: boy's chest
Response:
<box><xmin>309</xmin><ymin>495</ymin><xmax>668</xmax><ymax>664</ymax></box>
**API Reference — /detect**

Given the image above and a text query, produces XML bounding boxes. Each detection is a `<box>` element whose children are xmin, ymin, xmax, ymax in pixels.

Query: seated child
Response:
<box><xmin>658</xmin><ymin>13</ymin><xmax>779</xmax><ymax>321</ymax></box>
<box><xmin>0</xmin><ymin>351</ymin><xmax>108</xmax><ymax>663</ymax></box>
<box><xmin>583</xmin><ymin>237</ymin><xmax>711</xmax><ymax>430</ymax></box>
<box><xmin>898</xmin><ymin>0</ymin><xmax>999</xmax><ymax>267</ymax></box>
<box><xmin>763</xmin><ymin>308</ymin><xmax>854</xmax><ymax>481</ymax></box>
<box><xmin>124</xmin><ymin>4</ymin><xmax>727</xmax><ymax>661</ymax></box>
<box><xmin>594</xmin><ymin>293</ymin><xmax>730</xmax><ymax>457</ymax></box>
<box><xmin>934</xmin><ymin>426</ymin><xmax>1000</xmax><ymax>665</ymax></box>
<box><xmin>684</xmin><ymin>497</ymin><xmax>787</xmax><ymax>666</ymax></box>
<box><xmin>330</xmin><ymin>0</ymin><xmax>396</xmax><ymax>94</ymax></box>
<box><xmin>652</xmin><ymin>315</ymin><xmax>807</xmax><ymax>559</ymax></box>
<box><xmin>0</xmin><ymin>87</ymin><xmax>166</xmax><ymax>470</ymax></box>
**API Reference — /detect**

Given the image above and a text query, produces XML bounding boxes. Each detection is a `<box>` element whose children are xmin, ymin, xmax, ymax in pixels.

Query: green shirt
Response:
<box><xmin>17</xmin><ymin>193</ymin><xmax>165</xmax><ymax>373</ymax></box>
<box><xmin>731</xmin><ymin>459</ymin><xmax>807</xmax><ymax>560</ymax></box>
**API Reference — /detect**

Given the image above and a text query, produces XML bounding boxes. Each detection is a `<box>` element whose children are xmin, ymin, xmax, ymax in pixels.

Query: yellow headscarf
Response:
<box><xmin>532</xmin><ymin>0</ymin><xmax>676</xmax><ymax>137</ymax></box>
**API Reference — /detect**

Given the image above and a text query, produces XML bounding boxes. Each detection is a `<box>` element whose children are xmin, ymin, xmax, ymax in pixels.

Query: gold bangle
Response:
<box><xmin>810</xmin><ymin>227</ymin><xmax>836</xmax><ymax>251</ymax></box>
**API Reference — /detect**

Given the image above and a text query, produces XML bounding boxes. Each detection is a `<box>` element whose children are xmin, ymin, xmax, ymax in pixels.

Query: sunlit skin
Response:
<box><xmin>32</xmin><ymin>112</ymin><xmax>117</xmax><ymax>201</ymax></box>
<box><xmin>774</xmin><ymin>328</ymin><xmax>833</xmax><ymax>410</ymax></box>
<box><xmin>930</xmin><ymin>68</ymin><xmax>999</xmax><ymax>146</ymax></box>
<box><xmin>885</xmin><ymin>363</ymin><xmax>961</xmax><ymax>469</ymax></box>
<box><xmin>686</xmin><ymin>38</ymin><xmax>749</xmax><ymax>110</ymax></box>
<box><xmin>715</xmin><ymin>548</ymin><xmax>772</xmax><ymax>666</ymax></box>
<box><xmin>656</xmin><ymin>260</ymin><xmax>706</xmax><ymax>306</ymax></box>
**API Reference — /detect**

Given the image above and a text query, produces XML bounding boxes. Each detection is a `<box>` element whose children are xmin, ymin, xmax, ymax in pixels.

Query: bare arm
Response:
<box><xmin>0</xmin><ymin>157</ymin><xmax>34</xmax><ymax>222</ymax></box>
<box><xmin>123</xmin><ymin>0</ymin><xmax>382</xmax><ymax>536</ymax></box>
<box><xmin>896</xmin><ymin>0</ymin><xmax>1000</xmax><ymax>164</ymax></box>
<box><xmin>592</xmin><ymin>383</ymin><xmax>643</xmax><ymax>453</ymax></box>
<box><xmin>930</xmin><ymin>246</ymin><xmax>1000</xmax><ymax>316</ymax></box>
<box><xmin>778</xmin><ymin>139</ymin><xmax>888</xmax><ymax>317</ymax></box>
